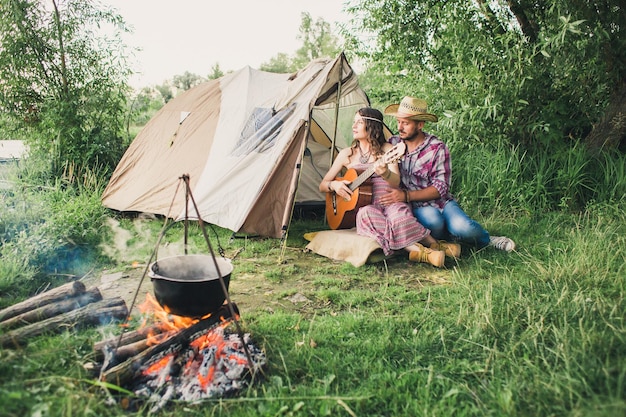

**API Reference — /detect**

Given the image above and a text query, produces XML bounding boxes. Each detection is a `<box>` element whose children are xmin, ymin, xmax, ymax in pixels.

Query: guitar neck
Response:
<box><xmin>349</xmin><ymin>165</ymin><xmax>376</xmax><ymax>191</ymax></box>
<box><xmin>345</xmin><ymin>142</ymin><xmax>405</xmax><ymax>191</ymax></box>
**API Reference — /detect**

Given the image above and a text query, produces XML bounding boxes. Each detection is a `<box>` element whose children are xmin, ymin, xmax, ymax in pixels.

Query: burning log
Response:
<box><xmin>0</xmin><ymin>281</ymin><xmax>87</xmax><ymax>322</ymax></box>
<box><xmin>0</xmin><ymin>297</ymin><xmax>128</xmax><ymax>349</ymax></box>
<box><xmin>95</xmin><ymin>299</ymin><xmax>265</xmax><ymax>409</ymax></box>
<box><xmin>105</xmin><ymin>338</ymin><xmax>153</xmax><ymax>364</ymax></box>
<box><xmin>0</xmin><ymin>287</ymin><xmax>103</xmax><ymax>332</ymax></box>
<box><xmin>93</xmin><ymin>324</ymin><xmax>165</xmax><ymax>362</ymax></box>
<box><xmin>101</xmin><ymin>304</ymin><xmax>235</xmax><ymax>386</ymax></box>
<box><xmin>94</xmin><ymin>324</ymin><xmax>164</xmax><ymax>352</ymax></box>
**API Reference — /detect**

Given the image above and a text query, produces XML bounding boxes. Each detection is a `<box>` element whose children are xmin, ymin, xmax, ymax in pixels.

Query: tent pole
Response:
<box><xmin>278</xmin><ymin>123</ymin><xmax>311</xmax><ymax>262</ymax></box>
<box><xmin>329</xmin><ymin>55</ymin><xmax>343</xmax><ymax>166</ymax></box>
<box><xmin>320</xmin><ymin>55</ymin><xmax>344</xmax><ymax>231</ymax></box>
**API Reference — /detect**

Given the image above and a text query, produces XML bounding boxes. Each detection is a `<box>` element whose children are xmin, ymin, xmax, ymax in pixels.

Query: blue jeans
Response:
<box><xmin>413</xmin><ymin>200</ymin><xmax>490</xmax><ymax>248</ymax></box>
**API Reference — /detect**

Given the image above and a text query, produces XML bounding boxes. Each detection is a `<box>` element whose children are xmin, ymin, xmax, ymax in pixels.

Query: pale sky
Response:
<box><xmin>100</xmin><ymin>0</ymin><xmax>351</xmax><ymax>88</ymax></box>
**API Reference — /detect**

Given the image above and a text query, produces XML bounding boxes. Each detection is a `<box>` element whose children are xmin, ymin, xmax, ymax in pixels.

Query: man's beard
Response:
<box><xmin>401</xmin><ymin>129</ymin><xmax>420</xmax><ymax>142</ymax></box>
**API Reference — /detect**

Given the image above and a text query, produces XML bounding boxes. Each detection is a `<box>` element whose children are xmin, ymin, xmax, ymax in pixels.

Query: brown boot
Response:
<box><xmin>409</xmin><ymin>244</ymin><xmax>445</xmax><ymax>268</ymax></box>
<box><xmin>430</xmin><ymin>240</ymin><xmax>461</xmax><ymax>258</ymax></box>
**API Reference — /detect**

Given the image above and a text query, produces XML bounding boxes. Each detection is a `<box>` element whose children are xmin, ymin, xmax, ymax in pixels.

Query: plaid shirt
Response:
<box><xmin>389</xmin><ymin>133</ymin><xmax>454</xmax><ymax>210</ymax></box>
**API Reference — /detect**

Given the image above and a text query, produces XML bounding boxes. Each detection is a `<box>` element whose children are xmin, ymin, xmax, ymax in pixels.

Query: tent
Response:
<box><xmin>101</xmin><ymin>54</ymin><xmax>372</xmax><ymax>238</ymax></box>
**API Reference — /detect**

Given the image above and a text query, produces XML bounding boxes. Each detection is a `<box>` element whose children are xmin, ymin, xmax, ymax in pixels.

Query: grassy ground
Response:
<box><xmin>0</xmin><ymin>204</ymin><xmax>624</xmax><ymax>416</ymax></box>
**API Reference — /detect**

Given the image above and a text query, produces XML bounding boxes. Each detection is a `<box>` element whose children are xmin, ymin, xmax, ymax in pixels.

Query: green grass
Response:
<box><xmin>1</xmin><ymin>204</ymin><xmax>624</xmax><ymax>416</ymax></box>
<box><xmin>1</xmin><ymin>146</ymin><xmax>625</xmax><ymax>416</ymax></box>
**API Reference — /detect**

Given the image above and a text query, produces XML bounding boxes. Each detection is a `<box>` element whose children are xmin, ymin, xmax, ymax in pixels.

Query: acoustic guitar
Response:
<box><xmin>325</xmin><ymin>142</ymin><xmax>407</xmax><ymax>230</ymax></box>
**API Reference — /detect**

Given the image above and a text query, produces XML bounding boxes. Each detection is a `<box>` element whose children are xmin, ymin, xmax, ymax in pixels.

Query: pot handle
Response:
<box><xmin>151</xmin><ymin>221</ymin><xmax>180</xmax><ymax>270</ymax></box>
<box><xmin>151</xmin><ymin>220</ymin><xmax>228</xmax><ymax>269</ymax></box>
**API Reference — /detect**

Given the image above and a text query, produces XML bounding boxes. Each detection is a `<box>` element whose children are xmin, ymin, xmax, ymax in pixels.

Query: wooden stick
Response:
<box><xmin>0</xmin><ymin>297</ymin><xmax>128</xmax><ymax>349</ymax></box>
<box><xmin>104</xmin><ymin>339</ymin><xmax>152</xmax><ymax>364</ymax></box>
<box><xmin>93</xmin><ymin>324</ymin><xmax>165</xmax><ymax>362</ymax></box>
<box><xmin>93</xmin><ymin>323</ymin><xmax>163</xmax><ymax>352</ymax></box>
<box><xmin>0</xmin><ymin>287</ymin><xmax>102</xmax><ymax>332</ymax></box>
<box><xmin>0</xmin><ymin>281</ymin><xmax>86</xmax><ymax>322</ymax></box>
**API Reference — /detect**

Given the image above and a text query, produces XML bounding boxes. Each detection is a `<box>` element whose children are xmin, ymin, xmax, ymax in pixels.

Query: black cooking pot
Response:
<box><xmin>148</xmin><ymin>254</ymin><xmax>233</xmax><ymax>318</ymax></box>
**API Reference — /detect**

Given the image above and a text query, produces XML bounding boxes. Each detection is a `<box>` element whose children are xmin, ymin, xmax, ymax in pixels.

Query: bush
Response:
<box><xmin>449</xmin><ymin>139</ymin><xmax>626</xmax><ymax>213</ymax></box>
<box><xmin>0</xmin><ymin>160</ymin><xmax>112</xmax><ymax>298</ymax></box>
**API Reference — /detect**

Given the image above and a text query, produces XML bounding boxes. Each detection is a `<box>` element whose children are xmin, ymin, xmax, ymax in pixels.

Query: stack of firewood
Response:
<box><xmin>0</xmin><ymin>281</ymin><xmax>128</xmax><ymax>349</ymax></box>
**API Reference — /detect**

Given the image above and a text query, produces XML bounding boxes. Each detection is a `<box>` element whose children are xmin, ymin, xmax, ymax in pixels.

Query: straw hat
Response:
<box><xmin>384</xmin><ymin>96</ymin><xmax>438</xmax><ymax>122</ymax></box>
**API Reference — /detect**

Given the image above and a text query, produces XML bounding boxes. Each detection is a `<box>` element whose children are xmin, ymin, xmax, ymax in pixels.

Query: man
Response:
<box><xmin>382</xmin><ymin>96</ymin><xmax>515</xmax><ymax>252</ymax></box>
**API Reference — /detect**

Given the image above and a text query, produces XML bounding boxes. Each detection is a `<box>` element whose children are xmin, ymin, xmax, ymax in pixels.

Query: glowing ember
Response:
<box><xmin>106</xmin><ymin>294</ymin><xmax>265</xmax><ymax>411</ymax></box>
<box><xmin>133</xmin><ymin>320</ymin><xmax>265</xmax><ymax>407</ymax></box>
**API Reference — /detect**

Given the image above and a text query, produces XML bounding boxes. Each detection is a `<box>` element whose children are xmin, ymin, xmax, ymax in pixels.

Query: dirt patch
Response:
<box><xmin>84</xmin><ymin>217</ymin><xmax>451</xmax><ymax>320</ymax></box>
<box><xmin>84</xmin><ymin>255</ymin><xmax>450</xmax><ymax>321</ymax></box>
<box><xmin>85</xmin><ymin>217</ymin><xmax>319</xmax><ymax>317</ymax></box>
<box><xmin>86</xmin><ymin>263</ymin><xmax>312</xmax><ymax>317</ymax></box>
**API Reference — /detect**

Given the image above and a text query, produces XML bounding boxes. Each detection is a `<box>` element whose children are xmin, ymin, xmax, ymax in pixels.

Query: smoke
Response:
<box><xmin>101</xmin><ymin>217</ymin><xmax>186</xmax><ymax>265</ymax></box>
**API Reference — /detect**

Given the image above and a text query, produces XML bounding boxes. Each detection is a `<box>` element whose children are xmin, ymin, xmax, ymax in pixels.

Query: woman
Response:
<box><xmin>319</xmin><ymin>108</ymin><xmax>459</xmax><ymax>267</ymax></box>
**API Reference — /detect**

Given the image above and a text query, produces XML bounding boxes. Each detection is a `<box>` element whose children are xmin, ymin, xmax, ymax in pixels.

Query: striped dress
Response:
<box><xmin>354</xmin><ymin>163</ymin><xmax>431</xmax><ymax>256</ymax></box>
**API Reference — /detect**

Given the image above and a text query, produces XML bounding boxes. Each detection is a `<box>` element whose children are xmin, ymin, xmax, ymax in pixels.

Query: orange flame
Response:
<box><xmin>134</xmin><ymin>293</ymin><xmax>246</xmax><ymax>390</ymax></box>
<box><xmin>136</xmin><ymin>293</ymin><xmax>214</xmax><ymax>346</ymax></box>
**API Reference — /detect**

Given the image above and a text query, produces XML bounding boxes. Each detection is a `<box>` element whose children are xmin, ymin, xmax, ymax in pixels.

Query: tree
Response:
<box><xmin>130</xmin><ymin>87</ymin><xmax>165</xmax><ymax>125</ymax></box>
<box><xmin>207</xmin><ymin>63</ymin><xmax>224</xmax><ymax>80</ymax></box>
<box><xmin>155</xmin><ymin>84</ymin><xmax>174</xmax><ymax>104</ymax></box>
<box><xmin>172</xmin><ymin>71</ymin><xmax>205</xmax><ymax>91</ymax></box>
<box><xmin>292</xmin><ymin>12</ymin><xmax>342</xmax><ymax>69</ymax></box>
<box><xmin>260</xmin><ymin>13</ymin><xmax>342</xmax><ymax>73</ymax></box>
<box><xmin>345</xmin><ymin>0</ymin><xmax>626</xmax><ymax>151</ymax></box>
<box><xmin>0</xmin><ymin>0</ymin><xmax>132</xmax><ymax>177</ymax></box>
<box><xmin>259</xmin><ymin>53</ymin><xmax>293</xmax><ymax>73</ymax></box>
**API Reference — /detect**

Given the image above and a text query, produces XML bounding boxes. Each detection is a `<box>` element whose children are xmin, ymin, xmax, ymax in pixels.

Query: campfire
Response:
<box><xmin>0</xmin><ymin>278</ymin><xmax>266</xmax><ymax>412</ymax></box>
<box><xmin>93</xmin><ymin>175</ymin><xmax>267</xmax><ymax>410</ymax></box>
<box><xmin>95</xmin><ymin>293</ymin><xmax>266</xmax><ymax>411</ymax></box>
<box><xmin>0</xmin><ymin>175</ymin><xmax>267</xmax><ymax>412</ymax></box>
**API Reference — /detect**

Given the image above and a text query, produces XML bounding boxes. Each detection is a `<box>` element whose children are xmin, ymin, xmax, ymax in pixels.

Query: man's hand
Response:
<box><xmin>379</xmin><ymin>189</ymin><xmax>403</xmax><ymax>206</ymax></box>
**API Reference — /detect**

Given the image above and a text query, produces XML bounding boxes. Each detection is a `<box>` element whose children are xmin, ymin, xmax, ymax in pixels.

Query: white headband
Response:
<box><xmin>360</xmin><ymin>116</ymin><xmax>382</xmax><ymax>123</ymax></box>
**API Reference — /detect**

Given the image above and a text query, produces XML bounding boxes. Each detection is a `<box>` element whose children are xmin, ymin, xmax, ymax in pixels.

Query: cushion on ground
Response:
<box><xmin>304</xmin><ymin>228</ymin><xmax>389</xmax><ymax>267</ymax></box>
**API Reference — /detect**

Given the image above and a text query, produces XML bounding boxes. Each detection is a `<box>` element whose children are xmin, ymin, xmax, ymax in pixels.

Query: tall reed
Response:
<box><xmin>451</xmin><ymin>141</ymin><xmax>625</xmax><ymax>213</ymax></box>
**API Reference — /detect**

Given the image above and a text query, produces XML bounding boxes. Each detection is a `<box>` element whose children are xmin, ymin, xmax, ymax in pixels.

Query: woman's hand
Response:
<box><xmin>329</xmin><ymin>180</ymin><xmax>352</xmax><ymax>201</ymax></box>
<box><xmin>374</xmin><ymin>153</ymin><xmax>400</xmax><ymax>184</ymax></box>
<box><xmin>373</xmin><ymin>159</ymin><xmax>390</xmax><ymax>179</ymax></box>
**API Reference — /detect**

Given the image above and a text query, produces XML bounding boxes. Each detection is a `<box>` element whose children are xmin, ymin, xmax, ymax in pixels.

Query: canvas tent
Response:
<box><xmin>101</xmin><ymin>54</ymin><xmax>372</xmax><ymax>238</ymax></box>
